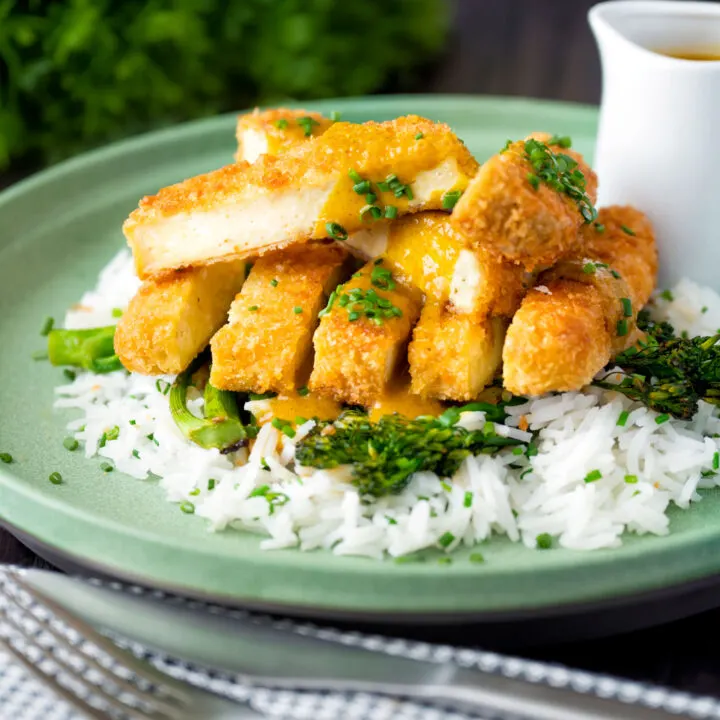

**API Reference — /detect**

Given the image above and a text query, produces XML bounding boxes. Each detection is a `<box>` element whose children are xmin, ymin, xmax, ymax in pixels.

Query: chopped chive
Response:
<box><xmin>295</xmin><ymin>416</ymin><xmax>308</xmax><ymax>426</ymax></box>
<box><xmin>520</xmin><ymin>467</ymin><xmax>533</xmax><ymax>479</ymax></box>
<box><xmin>0</xmin><ymin>453</ymin><xmax>13</xmax><ymax>464</ymax></box>
<box><xmin>527</xmin><ymin>172</ymin><xmax>540</xmax><ymax>190</ymax></box>
<box><xmin>180</xmin><ymin>501</ymin><xmax>195</xmax><ymax>514</ymax></box>
<box><xmin>40</xmin><ymin>316</ymin><xmax>54</xmax><ymax>336</ymax></box>
<box><xmin>526</xmin><ymin>442</ymin><xmax>538</xmax><ymax>458</ymax></box>
<box><xmin>189</xmin><ymin>488</ymin><xmax>200</xmax><ymax>496</ymax></box>
<box><xmin>536</xmin><ymin>533</ymin><xmax>553</xmax><ymax>549</ymax></box>
<box><xmin>702</xmin><ymin>306</ymin><xmax>708</xmax><ymax>314</ymax></box>
<box><xmin>620</xmin><ymin>297</ymin><xmax>632</xmax><ymax>317</ymax></box>
<box><xmin>441</xmin><ymin>190</ymin><xmax>463</xmax><ymax>210</ymax></box>
<box><xmin>63</xmin><ymin>369</ymin><xmax>76</xmax><ymax>381</ymax></box>
<box><xmin>386</xmin><ymin>515</ymin><xmax>397</xmax><ymax>525</ymax></box>
<box><xmin>271</xmin><ymin>418</ymin><xmax>284</xmax><ymax>430</ymax></box>
<box><xmin>582</xmin><ymin>262</ymin><xmax>596</xmax><ymax>274</ymax></box>
<box><xmin>111</xmin><ymin>308</ymin><xmax>123</xmax><ymax>318</ymax></box>
<box><xmin>348</xmin><ymin>311</ymin><xmax>360</xmax><ymax>322</ymax></box>
<box><xmin>713</xmin><ymin>452</ymin><xmax>719</xmax><ymax>470</ymax></box>
<box><xmin>330</xmin><ymin>111</ymin><xmax>342</xmax><ymax>122</ymax></box>
<box><xmin>274</xmin><ymin>118</ymin><xmax>289</xmax><ymax>129</ymax></box>
<box><xmin>463</xmin><ymin>491</ymin><xmax>473</xmax><ymax>508</ymax></box>
<box><xmin>106</xmin><ymin>426</ymin><xmax>120</xmax><ymax>442</ymax></box>
<box><xmin>617</xmin><ymin>410</ymin><xmax>630</xmax><ymax>427</ymax></box>
<box><xmin>660</xmin><ymin>289</ymin><xmax>674</xmax><ymax>302</ymax></box>
<box><xmin>296</xmin><ymin>116</ymin><xmax>319</xmax><ymax>136</ymax></box>
<box><xmin>298</xmin><ymin>386</ymin><xmax>310</xmax><ymax>397</ymax></box>
<box><xmin>548</xmin><ymin>134</ymin><xmax>572</xmax><ymax>148</ymax></box>
<box><xmin>100</xmin><ymin>462</ymin><xmax>113</xmax><ymax>473</ymax></box>
<box><xmin>584</xmin><ymin>469</ymin><xmax>602</xmax><ymax>483</ymax></box>
<box><xmin>208</xmin><ymin>478</ymin><xmax>216</xmax><ymax>490</ymax></box>
<box><xmin>440</xmin><ymin>480</ymin><xmax>452</xmax><ymax>492</ymax></box>
<box><xmin>376</xmin><ymin>181</ymin><xmax>390</xmax><ymax>192</ymax></box>
<box><xmin>611</xmin><ymin>269</ymin><xmax>622</xmax><ymax>279</ymax></box>
<box><xmin>365</xmin><ymin>192</ymin><xmax>377</xmax><ymax>204</ymax></box>
<box><xmin>248</xmin><ymin>305</ymin><xmax>259</xmax><ymax>312</ymax></box>
<box><xmin>624</xmin><ymin>474</ymin><xmax>638</xmax><ymax>484</ymax></box>
<box><xmin>616</xmin><ymin>319</ymin><xmax>629</xmax><ymax>337</ymax></box>
<box><xmin>353</xmin><ymin>180</ymin><xmax>371</xmax><ymax>195</ymax></box>
<box><xmin>348</xmin><ymin>169</ymin><xmax>362</xmax><ymax>183</ymax></box>
<box><xmin>655</xmin><ymin>413</ymin><xmax>670</xmax><ymax>425</ymax></box>
<box><xmin>282</xmin><ymin>424</ymin><xmax>296</xmax><ymax>438</ymax></box>
<box><xmin>155</xmin><ymin>379</ymin><xmax>171</xmax><ymax>394</ymax></box>
<box><xmin>326</xmin><ymin>222</ymin><xmax>348</xmax><ymax>241</ymax></box>
<box><xmin>594</xmin><ymin>222</ymin><xmax>605</xmax><ymax>233</ymax></box>
<box><xmin>293</xmin><ymin>306</ymin><xmax>303</xmax><ymax>314</ymax></box>
<box><xmin>469</xmin><ymin>552</ymin><xmax>485</xmax><ymax>564</ymax></box>
<box><xmin>620</xmin><ymin>224</ymin><xmax>636</xmax><ymax>236</ymax></box>
<box><xmin>63</xmin><ymin>437</ymin><xmax>78</xmax><ymax>451</ymax></box>
<box><xmin>512</xmin><ymin>446</ymin><xmax>524</xmax><ymax>455</ymax></box>
<box><xmin>49</xmin><ymin>471</ymin><xmax>62</xmax><ymax>485</ymax></box>
<box><xmin>270</xmin><ymin>279</ymin><xmax>278</xmax><ymax>287</ymax></box>
<box><xmin>32</xmin><ymin>350</ymin><xmax>49</xmax><ymax>361</ymax></box>
<box><xmin>384</xmin><ymin>205</ymin><xmax>398</xmax><ymax>219</ymax></box>
<box><xmin>438</xmin><ymin>531</ymin><xmax>455</xmax><ymax>548</ymax></box>
<box><xmin>438</xmin><ymin>556</ymin><xmax>453</xmax><ymax>566</ymax></box>
<box><xmin>415</xmin><ymin>132</ymin><xmax>424</xmax><ymax>140</ymax></box>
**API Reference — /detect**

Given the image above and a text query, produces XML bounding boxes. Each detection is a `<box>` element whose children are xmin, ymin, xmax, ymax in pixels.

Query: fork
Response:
<box><xmin>0</xmin><ymin>572</ymin><xmax>264</xmax><ymax>720</ymax></box>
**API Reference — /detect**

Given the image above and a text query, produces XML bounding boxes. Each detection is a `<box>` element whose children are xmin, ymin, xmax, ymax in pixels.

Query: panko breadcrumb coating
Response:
<box><xmin>503</xmin><ymin>206</ymin><xmax>658</xmax><ymax>396</ymax></box>
<box><xmin>114</xmin><ymin>260</ymin><xmax>246</xmax><ymax>375</ymax></box>
<box><xmin>409</xmin><ymin>304</ymin><xmax>507</xmax><ymax>401</ymax></box>
<box><xmin>210</xmin><ymin>244</ymin><xmax>348</xmax><ymax>394</ymax></box>
<box><xmin>452</xmin><ymin>132</ymin><xmax>597</xmax><ymax>270</ymax></box>
<box><xmin>124</xmin><ymin>116</ymin><xmax>478</xmax><ymax>279</ymax></box>
<box><xmin>309</xmin><ymin>262</ymin><xmax>422</xmax><ymax>406</ymax></box>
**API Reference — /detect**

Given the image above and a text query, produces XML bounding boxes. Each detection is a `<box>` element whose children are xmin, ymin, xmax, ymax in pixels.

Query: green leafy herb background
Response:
<box><xmin>0</xmin><ymin>0</ymin><xmax>449</xmax><ymax>169</ymax></box>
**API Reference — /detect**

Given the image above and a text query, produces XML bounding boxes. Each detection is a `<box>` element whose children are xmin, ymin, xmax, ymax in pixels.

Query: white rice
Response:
<box><xmin>53</xmin><ymin>252</ymin><xmax>720</xmax><ymax>558</ymax></box>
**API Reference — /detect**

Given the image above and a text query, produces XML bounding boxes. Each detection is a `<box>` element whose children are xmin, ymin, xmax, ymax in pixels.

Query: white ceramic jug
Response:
<box><xmin>589</xmin><ymin>1</ymin><xmax>720</xmax><ymax>290</ymax></box>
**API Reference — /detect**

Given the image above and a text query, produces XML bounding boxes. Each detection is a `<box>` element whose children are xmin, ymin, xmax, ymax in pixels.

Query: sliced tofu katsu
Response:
<box><xmin>114</xmin><ymin>260</ymin><xmax>246</xmax><ymax>375</ymax></box>
<box><xmin>452</xmin><ymin>132</ymin><xmax>597</xmax><ymax>270</ymax></box>
<box><xmin>309</xmin><ymin>260</ymin><xmax>422</xmax><ymax>406</ymax></box>
<box><xmin>346</xmin><ymin>212</ymin><xmax>527</xmax><ymax>317</ymax></box>
<box><xmin>210</xmin><ymin>244</ymin><xmax>348</xmax><ymax>394</ymax></box>
<box><xmin>124</xmin><ymin>116</ymin><xmax>478</xmax><ymax>278</ymax></box>
<box><xmin>235</xmin><ymin>108</ymin><xmax>333</xmax><ymax>164</ymax></box>
<box><xmin>409</xmin><ymin>304</ymin><xmax>506</xmax><ymax>401</ymax></box>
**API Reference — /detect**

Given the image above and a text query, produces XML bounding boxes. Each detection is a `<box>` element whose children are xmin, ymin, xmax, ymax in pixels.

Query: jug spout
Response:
<box><xmin>589</xmin><ymin>1</ymin><xmax>720</xmax><ymax>290</ymax></box>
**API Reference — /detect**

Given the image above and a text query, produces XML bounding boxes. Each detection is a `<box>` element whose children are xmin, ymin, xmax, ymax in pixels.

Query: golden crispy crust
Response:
<box><xmin>124</xmin><ymin>116</ymin><xmax>478</xmax><ymax>278</ymax></box>
<box><xmin>409</xmin><ymin>304</ymin><xmax>506</xmax><ymax>401</ymax></box>
<box><xmin>114</xmin><ymin>261</ymin><xmax>246</xmax><ymax>375</ymax></box>
<box><xmin>452</xmin><ymin>133</ymin><xmax>597</xmax><ymax>270</ymax></box>
<box><xmin>210</xmin><ymin>244</ymin><xmax>348</xmax><ymax>394</ymax></box>
<box><xmin>580</xmin><ymin>205</ymin><xmax>658</xmax><ymax>310</ymax></box>
<box><xmin>234</xmin><ymin>108</ymin><xmax>332</xmax><ymax>163</ymax></box>
<box><xmin>502</xmin><ymin>280</ymin><xmax>612</xmax><ymax>396</ymax></box>
<box><xmin>309</xmin><ymin>263</ymin><xmax>422</xmax><ymax>406</ymax></box>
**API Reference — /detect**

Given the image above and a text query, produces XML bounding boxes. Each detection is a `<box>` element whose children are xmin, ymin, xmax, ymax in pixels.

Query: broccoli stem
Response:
<box><xmin>47</xmin><ymin>326</ymin><xmax>123</xmax><ymax>373</ymax></box>
<box><xmin>169</xmin><ymin>367</ymin><xmax>248</xmax><ymax>451</ymax></box>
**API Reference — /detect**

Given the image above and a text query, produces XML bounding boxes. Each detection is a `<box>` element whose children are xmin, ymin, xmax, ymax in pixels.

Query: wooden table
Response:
<box><xmin>3</xmin><ymin>0</ymin><xmax>718</xmax><ymax>700</ymax></box>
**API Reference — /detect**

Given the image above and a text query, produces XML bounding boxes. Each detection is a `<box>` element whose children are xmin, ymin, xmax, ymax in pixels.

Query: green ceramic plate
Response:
<box><xmin>2</xmin><ymin>95</ymin><xmax>719</xmax><ymax>621</ymax></box>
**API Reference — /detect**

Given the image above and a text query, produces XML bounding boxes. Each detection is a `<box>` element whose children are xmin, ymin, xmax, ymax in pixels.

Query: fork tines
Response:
<box><xmin>0</xmin><ymin>570</ymin><xmax>191</xmax><ymax>720</ymax></box>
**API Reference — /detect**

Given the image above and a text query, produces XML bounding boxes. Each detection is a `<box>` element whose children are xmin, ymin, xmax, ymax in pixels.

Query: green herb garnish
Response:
<box><xmin>617</xmin><ymin>410</ymin><xmax>630</xmax><ymax>427</ymax></box>
<box><xmin>63</xmin><ymin>437</ymin><xmax>79</xmax><ymax>451</ymax></box>
<box><xmin>620</xmin><ymin>298</ymin><xmax>633</xmax><ymax>318</ymax></box>
<box><xmin>274</xmin><ymin>118</ymin><xmax>289</xmax><ymax>129</ymax></box>
<box><xmin>441</xmin><ymin>190</ymin><xmax>463</xmax><ymax>210</ymax></box>
<box><xmin>296</xmin><ymin>116</ymin><xmax>319</xmax><ymax>136</ymax></box>
<box><xmin>180</xmin><ymin>501</ymin><xmax>195</xmax><ymax>514</ymax></box>
<box><xmin>624</xmin><ymin>474</ymin><xmax>638</xmax><ymax>484</ymax></box>
<box><xmin>40</xmin><ymin>317</ymin><xmax>54</xmax><ymax>336</ymax></box>
<box><xmin>621</xmin><ymin>224</ymin><xmax>636</xmax><ymax>236</ymax></box>
<box><xmin>49</xmin><ymin>471</ymin><xmax>62</xmax><ymax>485</ymax></box>
<box><xmin>522</xmin><ymin>138</ymin><xmax>597</xmax><ymax>223</ymax></box>
<box><xmin>469</xmin><ymin>552</ymin><xmax>485</xmax><ymax>564</ymax></box>
<box><xmin>584</xmin><ymin>469</ymin><xmax>602</xmax><ymax>483</ymax></box>
<box><xmin>0</xmin><ymin>453</ymin><xmax>13</xmax><ymax>464</ymax></box>
<box><xmin>536</xmin><ymin>533</ymin><xmax>553</xmax><ymax>549</ymax></box>
<box><xmin>326</xmin><ymin>222</ymin><xmax>348</xmax><ymax>241</ymax></box>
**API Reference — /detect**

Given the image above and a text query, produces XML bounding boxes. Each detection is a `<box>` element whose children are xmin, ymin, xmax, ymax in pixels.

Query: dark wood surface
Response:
<box><xmin>3</xmin><ymin>0</ymin><xmax>719</xmax><ymax>701</ymax></box>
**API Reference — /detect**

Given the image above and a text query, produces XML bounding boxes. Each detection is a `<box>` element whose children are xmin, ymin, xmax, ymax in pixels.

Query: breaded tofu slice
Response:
<box><xmin>309</xmin><ymin>261</ymin><xmax>422</xmax><ymax>406</ymax></box>
<box><xmin>503</xmin><ymin>206</ymin><xmax>658</xmax><ymax>396</ymax></box>
<box><xmin>114</xmin><ymin>260</ymin><xmax>246</xmax><ymax>375</ymax></box>
<box><xmin>502</xmin><ymin>281</ymin><xmax>611</xmax><ymax>396</ymax></box>
<box><xmin>235</xmin><ymin>108</ymin><xmax>333</xmax><ymax>163</ymax></box>
<box><xmin>452</xmin><ymin>132</ymin><xmax>597</xmax><ymax>270</ymax></box>
<box><xmin>124</xmin><ymin>116</ymin><xmax>478</xmax><ymax>278</ymax></box>
<box><xmin>210</xmin><ymin>244</ymin><xmax>348</xmax><ymax>394</ymax></box>
<box><xmin>346</xmin><ymin>212</ymin><xmax>528</xmax><ymax>317</ymax></box>
<box><xmin>409</xmin><ymin>304</ymin><xmax>507</xmax><ymax>401</ymax></box>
